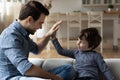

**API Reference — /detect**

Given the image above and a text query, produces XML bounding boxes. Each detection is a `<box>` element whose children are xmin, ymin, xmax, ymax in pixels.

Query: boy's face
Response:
<box><xmin>76</xmin><ymin>37</ymin><xmax>91</xmax><ymax>51</ymax></box>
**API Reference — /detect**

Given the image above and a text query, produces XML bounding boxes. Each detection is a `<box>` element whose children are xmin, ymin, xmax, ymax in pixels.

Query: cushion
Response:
<box><xmin>28</xmin><ymin>58</ymin><xmax>44</xmax><ymax>67</ymax></box>
<box><xmin>42</xmin><ymin>58</ymin><xmax>74</xmax><ymax>71</ymax></box>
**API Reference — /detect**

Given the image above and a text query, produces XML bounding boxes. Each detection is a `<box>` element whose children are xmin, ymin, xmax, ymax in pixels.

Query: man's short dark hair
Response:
<box><xmin>78</xmin><ymin>27</ymin><xmax>102</xmax><ymax>49</ymax></box>
<box><xmin>19</xmin><ymin>0</ymin><xmax>49</xmax><ymax>21</ymax></box>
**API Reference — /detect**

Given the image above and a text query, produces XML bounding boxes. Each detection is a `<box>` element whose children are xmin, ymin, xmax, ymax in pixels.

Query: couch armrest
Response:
<box><xmin>104</xmin><ymin>59</ymin><xmax>120</xmax><ymax>80</ymax></box>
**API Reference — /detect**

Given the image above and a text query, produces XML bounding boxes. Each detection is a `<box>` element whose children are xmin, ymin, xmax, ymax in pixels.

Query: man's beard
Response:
<box><xmin>26</xmin><ymin>28</ymin><xmax>36</xmax><ymax>35</ymax></box>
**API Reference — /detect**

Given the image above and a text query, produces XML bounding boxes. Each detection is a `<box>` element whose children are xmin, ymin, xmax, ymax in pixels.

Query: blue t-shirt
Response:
<box><xmin>0</xmin><ymin>20</ymin><xmax>38</xmax><ymax>80</ymax></box>
<box><xmin>52</xmin><ymin>38</ymin><xmax>115</xmax><ymax>80</ymax></box>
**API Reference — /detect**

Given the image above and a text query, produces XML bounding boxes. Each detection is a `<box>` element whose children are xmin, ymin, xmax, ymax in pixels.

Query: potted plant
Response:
<box><xmin>108</xmin><ymin>4</ymin><xmax>114</xmax><ymax>11</ymax></box>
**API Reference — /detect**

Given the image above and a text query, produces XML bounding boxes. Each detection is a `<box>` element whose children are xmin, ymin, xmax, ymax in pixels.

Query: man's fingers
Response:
<box><xmin>53</xmin><ymin>20</ymin><xmax>62</xmax><ymax>29</ymax></box>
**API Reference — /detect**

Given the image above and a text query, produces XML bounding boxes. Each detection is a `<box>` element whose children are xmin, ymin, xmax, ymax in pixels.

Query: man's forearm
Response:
<box><xmin>25</xmin><ymin>65</ymin><xmax>57</xmax><ymax>79</ymax></box>
<box><xmin>36</xmin><ymin>33</ymin><xmax>50</xmax><ymax>53</ymax></box>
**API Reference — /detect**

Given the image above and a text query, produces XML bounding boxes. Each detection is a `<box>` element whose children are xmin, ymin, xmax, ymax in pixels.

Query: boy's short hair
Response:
<box><xmin>19</xmin><ymin>0</ymin><xmax>49</xmax><ymax>21</ymax></box>
<box><xmin>78</xmin><ymin>27</ymin><xmax>101</xmax><ymax>49</ymax></box>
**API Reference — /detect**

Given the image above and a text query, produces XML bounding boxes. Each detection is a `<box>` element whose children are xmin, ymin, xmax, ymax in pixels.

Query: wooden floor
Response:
<box><xmin>29</xmin><ymin>39</ymin><xmax>120</xmax><ymax>59</ymax></box>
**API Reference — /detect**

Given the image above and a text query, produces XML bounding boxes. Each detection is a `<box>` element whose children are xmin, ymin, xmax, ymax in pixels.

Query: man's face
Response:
<box><xmin>27</xmin><ymin>13</ymin><xmax>46</xmax><ymax>34</ymax></box>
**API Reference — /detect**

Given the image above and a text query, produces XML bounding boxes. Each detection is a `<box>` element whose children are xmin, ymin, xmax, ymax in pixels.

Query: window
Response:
<box><xmin>104</xmin><ymin>0</ymin><xmax>112</xmax><ymax>4</ymax></box>
<box><xmin>13</xmin><ymin>0</ymin><xmax>17</xmax><ymax>2</ymax></box>
<box><xmin>82</xmin><ymin>0</ymin><xmax>90</xmax><ymax>4</ymax></box>
<box><xmin>115</xmin><ymin>0</ymin><xmax>120</xmax><ymax>3</ymax></box>
<box><xmin>93</xmin><ymin>0</ymin><xmax>101</xmax><ymax>4</ymax></box>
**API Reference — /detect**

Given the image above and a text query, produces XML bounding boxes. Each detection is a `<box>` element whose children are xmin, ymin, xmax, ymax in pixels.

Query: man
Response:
<box><xmin>0</xmin><ymin>1</ymin><xmax>74</xmax><ymax>80</ymax></box>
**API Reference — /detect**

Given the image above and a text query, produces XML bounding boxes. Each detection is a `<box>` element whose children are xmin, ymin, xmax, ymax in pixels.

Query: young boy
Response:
<box><xmin>51</xmin><ymin>27</ymin><xmax>115</xmax><ymax>80</ymax></box>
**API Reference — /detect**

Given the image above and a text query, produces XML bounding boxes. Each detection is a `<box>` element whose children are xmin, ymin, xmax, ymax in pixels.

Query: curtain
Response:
<box><xmin>0</xmin><ymin>0</ymin><xmax>22</xmax><ymax>33</ymax></box>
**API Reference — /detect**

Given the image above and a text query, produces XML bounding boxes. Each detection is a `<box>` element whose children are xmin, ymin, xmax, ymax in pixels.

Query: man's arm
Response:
<box><xmin>36</xmin><ymin>20</ymin><xmax>62</xmax><ymax>53</ymax></box>
<box><xmin>25</xmin><ymin>64</ymin><xmax>63</xmax><ymax>80</ymax></box>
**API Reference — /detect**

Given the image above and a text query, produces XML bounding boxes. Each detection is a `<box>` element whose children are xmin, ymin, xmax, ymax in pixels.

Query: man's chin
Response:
<box><xmin>28</xmin><ymin>31</ymin><xmax>35</xmax><ymax>35</ymax></box>
<box><xmin>26</xmin><ymin>29</ymin><xmax>36</xmax><ymax>35</ymax></box>
<box><xmin>31</xmin><ymin>32</ymin><xmax>35</xmax><ymax>35</ymax></box>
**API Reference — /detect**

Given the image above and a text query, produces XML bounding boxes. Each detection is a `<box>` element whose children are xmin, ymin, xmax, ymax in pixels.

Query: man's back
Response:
<box><xmin>0</xmin><ymin>20</ymin><xmax>33</xmax><ymax>80</ymax></box>
<box><xmin>0</xmin><ymin>25</ymin><xmax>21</xmax><ymax>80</ymax></box>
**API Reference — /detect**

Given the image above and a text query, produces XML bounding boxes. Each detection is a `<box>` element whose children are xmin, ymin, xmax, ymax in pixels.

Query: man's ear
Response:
<box><xmin>26</xmin><ymin>16</ymin><xmax>34</xmax><ymax>23</ymax></box>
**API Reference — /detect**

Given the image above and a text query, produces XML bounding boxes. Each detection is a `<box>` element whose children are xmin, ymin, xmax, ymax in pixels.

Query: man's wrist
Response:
<box><xmin>50</xmin><ymin>36</ymin><xmax>57</xmax><ymax>40</ymax></box>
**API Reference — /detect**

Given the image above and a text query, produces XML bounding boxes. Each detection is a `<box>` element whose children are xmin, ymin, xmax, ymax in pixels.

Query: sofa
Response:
<box><xmin>29</xmin><ymin>58</ymin><xmax>120</xmax><ymax>80</ymax></box>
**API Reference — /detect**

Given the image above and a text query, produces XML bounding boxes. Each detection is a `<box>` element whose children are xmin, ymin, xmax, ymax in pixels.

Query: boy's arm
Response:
<box><xmin>50</xmin><ymin>21</ymin><xmax>75</xmax><ymax>58</ymax></box>
<box><xmin>96</xmin><ymin>54</ymin><xmax>115</xmax><ymax>80</ymax></box>
<box><xmin>51</xmin><ymin>38</ymin><xmax>75</xmax><ymax>58</ymax></box>
<box><xmin>36</xmin><ymin>21</ymin><xmax>62</xmax><ymax>53</ymax></box>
